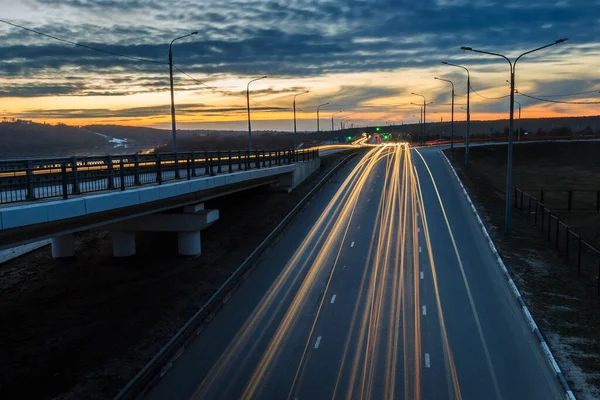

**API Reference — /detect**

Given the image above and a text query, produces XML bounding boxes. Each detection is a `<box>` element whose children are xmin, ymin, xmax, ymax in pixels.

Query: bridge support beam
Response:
<box><xmin>51</xmin><ymin>234</ymin><xmax>75</xmax><ymax>258</ymax></box>
<box><xmin>178</xmin><ymin>231</ymin><xmax>201</xmax><ymax>256</ymax></box>
<box><xmin>113</xmin><ymin>231</ymin><xmax>136</xmax><ymax>257</ymax></box>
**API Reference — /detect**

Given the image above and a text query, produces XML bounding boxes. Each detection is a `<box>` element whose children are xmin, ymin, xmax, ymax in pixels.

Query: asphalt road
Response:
<box><xmin>144</xmin><ymin>144</ymin><xmax>563</xmax><ymax>399</ymax></box>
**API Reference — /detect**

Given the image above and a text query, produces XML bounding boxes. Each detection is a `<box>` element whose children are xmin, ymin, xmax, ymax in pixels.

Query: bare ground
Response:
<box><xmin>0</xmin><ymin>151</ymin><xmax>354</xmax><ymax>400</ymax></box>
<box><xmin>446</xmin><ymin>142</ymin><xmax>600</xmax><ymax>399</ymax></box>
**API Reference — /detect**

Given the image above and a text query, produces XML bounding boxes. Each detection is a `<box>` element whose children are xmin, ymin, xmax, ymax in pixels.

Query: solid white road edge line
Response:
<box><xmin>439</xmin><ymin>150</ymin><xmax>576</xmax><ymax>400</ymax></box>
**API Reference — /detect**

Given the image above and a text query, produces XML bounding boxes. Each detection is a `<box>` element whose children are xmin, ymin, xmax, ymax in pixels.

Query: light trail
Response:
<box><xmin>189</xmin><ymin>143</ymin><xmax>454</xmax><ymax>400</ymax></box>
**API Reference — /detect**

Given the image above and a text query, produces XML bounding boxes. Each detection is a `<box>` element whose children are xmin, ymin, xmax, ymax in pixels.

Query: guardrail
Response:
<box><xmin>0</xmin><ymin>149</ymin><xmax>318</xmax><ymax>205</ymax></box>
<box><xmin>514</xmin><ymin>187</ymin><xmax>600</xmax><ymax>295</ymax></box>
<box><xmin>516</xmin><ymin>188</ymin><xmax>600</xmax><ymax>213</ymax></box>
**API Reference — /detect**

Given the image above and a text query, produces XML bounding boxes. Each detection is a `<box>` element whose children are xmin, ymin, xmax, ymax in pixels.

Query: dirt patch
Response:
<box><xmin>445</xmin><ymin>143</ymin><xmax>600</xmax><ymax>399</ymax></box>
<box><xmin>0</xmin><ymin>151</ymin><xmax>356</xmax><ymax>400</ymax></box>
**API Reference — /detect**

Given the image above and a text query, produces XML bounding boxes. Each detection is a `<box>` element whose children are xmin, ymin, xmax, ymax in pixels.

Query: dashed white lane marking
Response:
<box><xmin>357</xmin><ymin>225</ymin><xmax>360</xmax><ymax>230</ymax></box>
<box><xmin>343</xmin><ymin>265</ymin><xmax>346</xmax><ymax>269</ymax></box>
<box><xmin>420</xmin><ymin>271</ymin><xmax>424</xmax><ymax>280</ymax></box>
<box><xmin>419</xmin><ymin>246</ymin><xmax>422</xmax><ymax>253</ymax></box>
<box><xmin>351</xmin><ymin>241</ymin><xmax>355</xmax><ymax>248</ymax></box>
<box><xmin>331</xmin><ymin>294</ymin><xmax>337</xmax><ymax>304</ymax></box>
<box><xmin>422</xmin><ymin>305</ymin><xmax>427</xmax><ymax>315</ymax></box>
<box><xmin>314</xmin><ymin>336</ymin><xmax>322</xmax><ymax>349</ymax></box>
<box><xmin>425</xmin><ymin>353</ymin><xmax>431</xmax><ymax>368</ymax></box>
<box><xmin>418</xmin><ymin>227</ymin><xmax>421</xmax><ymax>233</ymax></box>
<box><xmin>367</xmin><ymin>198</ymin><xmax>370</xmax><ymax>203</ymax></box>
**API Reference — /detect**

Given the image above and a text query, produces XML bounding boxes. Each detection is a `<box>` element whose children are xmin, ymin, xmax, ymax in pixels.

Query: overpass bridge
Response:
<box><xmin>0</xmin><ymin>149</ymin><xmax>322</xmax><ymax>258</ymax></box>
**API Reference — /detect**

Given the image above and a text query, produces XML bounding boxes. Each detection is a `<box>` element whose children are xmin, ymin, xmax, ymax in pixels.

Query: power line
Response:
<box><xmin>469</xmin><ymin>86</ymin><xmax>510</xmax><ymax>100</ymax></box>
<box><xmin>526</xmin><ymin>89</ymin><xmax>600</xmax><ymax>98</ymax></box>
<box><xmin>0</xmin><ymin>19</ymin><xmax>166</xmax><ymax>65</ymax></box>
<box><xmin>517</xmin><ymin>91</ymin><xmax>600</xmax><ymax>104</ymax></box>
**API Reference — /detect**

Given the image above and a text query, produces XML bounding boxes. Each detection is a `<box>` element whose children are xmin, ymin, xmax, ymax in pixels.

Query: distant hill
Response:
<box><xmin>1</xmin><ymin>115</ymin><xmax>599</xmax><ymax>158</ymax></box>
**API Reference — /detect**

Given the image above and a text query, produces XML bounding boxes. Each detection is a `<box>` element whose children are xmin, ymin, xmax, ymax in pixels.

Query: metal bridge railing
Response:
<box><xmin>0</xmin><ymin>149</ymin><xmax>318</xmax><ymax>204</ymax></box>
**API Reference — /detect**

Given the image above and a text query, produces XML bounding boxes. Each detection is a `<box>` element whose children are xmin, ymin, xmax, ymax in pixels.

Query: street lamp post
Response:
<box><xmin>316</xmin><ymin>102</ymin><xmax>329</xmax><ymax>132</ymax></box>
<box><xmin>434</xmin><ymin>77</ymin><xmax>455</xmax><ymax>149</ymax></box>
<box><xmin>441</xmin><ymin>62</ymin><xmax>470</xmax><ymax>166</ymax></box>
<box><xmin>169</xmin><ymin>31</ymin><xmax>197</xmax><ymax>178</ymax></box>
<box><xmin>293</xmin><ymin>91</ymin><xmax>309</xmax><ymax>150</ymax></box>
<box><xmin>412</xmin><ymin>93</ymin><xmax>427</xmax><ymax>145</ymax></box>
<box><xmin>246</xmin><ymin>76</ymin><xmax>267</xmax><ymax>150</ymax></box>
<box><xmin>410</xmin><ymin>102</ymin><xmax>423</xmax><ymax>144</ymax></box>
<box><xmin>332</xmin><ymin>110</ymin><xmax>342</xmax><ymax>131</ymax></box>
<box><xmin>505</xmin><ymin>80</ymin><xmax>522</xmax><ymax>142</ymax></box>
<box><xmin>461</xmin><ymin>38</ymin><xmax>568</xmax><ymax>233</ymax></box>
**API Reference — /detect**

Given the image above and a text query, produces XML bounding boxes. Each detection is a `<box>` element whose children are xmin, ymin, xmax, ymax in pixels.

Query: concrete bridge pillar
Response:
<box><xmin>113</xmin><ymin>231</ymin><xmax>136</xmax><ymax>257</ymax></box>
<box><xmin>178</xmin><ymin>231</ymin><xmax>201</xmax><ymax>256</ymax></box>
<box><xmin>51</xmin><ymin>234</ymin><xmax>75</xmax><ymax>258</ymax></box>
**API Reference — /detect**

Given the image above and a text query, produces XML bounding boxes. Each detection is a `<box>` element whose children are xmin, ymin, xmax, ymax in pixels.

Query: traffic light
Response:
<box><xmin>383</xmin><ymin>134</ymin><xmax>389</xmax><ymax>140</ymax></box>
<box><xmin>347</xmin><ymin>136</ymin><xmax>352</xmax><ymax>140</ymax></box>
<box><xmin>376</xmin><ymin>127</ymin><xmax>380</xmax><ymax>132</ymax></box>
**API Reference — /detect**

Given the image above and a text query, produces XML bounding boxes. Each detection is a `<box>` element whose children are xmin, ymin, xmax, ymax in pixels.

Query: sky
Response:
<box><xmin>1</xmin><ymin>0</ymin><xmax>599</xmax><ymax>131</ymax></box>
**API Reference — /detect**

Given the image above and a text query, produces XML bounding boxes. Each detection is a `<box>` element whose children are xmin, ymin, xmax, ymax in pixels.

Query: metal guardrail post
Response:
<box><xmin>548</xmin><ymin>213</ymin><xmax>552</xmax><ymax>241</ymax></box>
<box><xmin>134</xmin><ymin>154</ymin><xmax>141</xmax><ymax>185</ymax></box>
<box><xmin>520</xmin><ymin>190</ymin><xmax>524</xmax><ymax>213</ymax></box>
<box><xmin>107</xmin><ymin>155</ymin><xmax>114</xmax><ymax>189</ymax></box>
<box><xmin>120</xmin><ymin>159</ymin><xmax>126</xmax><ymax>190</ymax></box>
<box><xmin>534</xmin><ymin>202</ymin><xmax>539</xmax><ymax>226</ymax></box>
<box><xmin>238</xmin><ymin>150</ymin><xmax>242</xmax><ymax>172</ymax></box>
<box><xmin>191</xmin><ymin>152</ymin><xmax>197</xmax><ymax>177</ymax></box>
<box><xmin>541</xmin><ymin>208</ymin><xmax>545</xmax><ymax>233</ymax></box>
<box><xmin>256</xmin><ymin>150</ymin><xmax>260</xmax><ymax>169</ymax></box>
<box><xmin>156</xmin><ymin>154</ymin><xmax>162</xmax><ymax>184</ymax></box>
<box><xmin>268</xmin><ymin>151</ymin><xmax>272</xmax><ymax>167</ymax></box>
<box><xmin>568</xmin><ymin>190</ymin><xmax>572</xmax><ymax>212</ymax></box>
<box><xmin>528</xmin><ymin>195</ymin><xmax>532</xmax><ymax>218</ymax></box>
<box><xmin>540</xmin><ymin>190</ymin><xmax>544</xmax><ymax>205</ymax></box>
<box><xmin>514</xmin><ymin>187</ymin><xmax>518</xmax><ymax>209</ymax></box>
<box><xmin>25</xmin><ymin>159</ymin><xmax>35</xmax><ymax>200</ymax></box>
<box><xmin>597</xmin><ymin>191</ymin><xmax>599</xmax><ymax>213</ymax></box>
<box><xmin>187</xmin><ymin>156</ymin><xmax>191</xmax><ymax>180</ymax></box>
<box><xmin>217</xmin><ymin>151</ymin><xmax>222</xmax><ymax>173</ymax></box>
<box><xmin>245</xmin><ymin>150</ymin><xmax>250</xmax><ymax>171</ymax></box>
<box><xmin>61</xmin><ymin>162</ymin><xmax>68</xmax><ymax>199</ymax></box>
<box><xmin>210</xmin><ymin>154</ymin><xmax>215</xmax><ymax>176</ymax></box>
<box><xmin>204</xmin><ymin>151</ymin><xmax>209</xmax><ymax>175</ymax></box>
<box><xmin>174</xmin><ymin>154</ymin><xmax>180</xmax><ymax>179</ymax></box>
<box><xmin>71</xmin><ymin>156</ymin><xmax>81</xmax><ymax>194</ymax></box>
<box><xmin>565</xmin><ymin>227</ymin><xmax>570</xmax><ymax>261</ymax></box>
<box><xmin>228</xmin><ymin>151</ymin><xmax>233</xmax><ymax>173</ymax></box>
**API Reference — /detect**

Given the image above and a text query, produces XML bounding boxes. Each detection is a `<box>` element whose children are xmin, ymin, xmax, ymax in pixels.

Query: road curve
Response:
<box><xmin>143</xmin><ymin>144</ymin><xmax>563</xmax><ymax>400</ymax></box>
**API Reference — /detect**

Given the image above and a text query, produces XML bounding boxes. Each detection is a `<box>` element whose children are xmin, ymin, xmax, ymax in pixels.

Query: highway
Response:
<box><xmin>144</xmin><ymin>144</ymin><xmax>563</xmax><ymax>399</ymax></box>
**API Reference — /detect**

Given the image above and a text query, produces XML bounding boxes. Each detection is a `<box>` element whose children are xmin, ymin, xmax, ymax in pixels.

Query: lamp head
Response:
<box><xmin>434</xmin><ymin>77</ymin><xmax>439</xmax><ymax>80</ymax></box>
<box><xmin>460</xmin><ymin>46</ymin><xmax>472</xmax><ymax>52</ymax></box>
<box><xmin>556</xmin><ymin>38</ymin><xmax>568</xmax><ymax>44</ymax></box>
<box><xmin>191</xmin><ymin>31</ymin><xmax>199</xmax><ymax>35</ymax></box>
<box><xmin>441</xmin><ymin>61</ymin><xmax>448</xmax><ymax>65</ymax></box>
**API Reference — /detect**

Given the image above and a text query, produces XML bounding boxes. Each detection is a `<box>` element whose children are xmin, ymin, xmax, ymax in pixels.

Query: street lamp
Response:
<box><xmin>435</xmin><ymin>77</ymin><xmax>455</xmax><ymax>149</ymax></box>
<box><xmin>169</xmin><ymin>31</ymin><xmax>198</xmax><ymax>158</ymax></box>
<box><xmin>441</xmin><ymin>61</ymin><xmax>471</xmax><ymax>167</ymax></box>
<box><xmin>461</xmin><ymin>38</ymin><xmax>568</xmax><ymax>233</ymax></box>
<box><xmin>293</xmin><ymin>91</ymin><xmax>309</xmax><ymax>150</ymax></box>
<box><xmin>411</xmin><ymin>102</ymin><xmax>424</xmax><ymax>143</ymax></box>
<box><xmin>332</xmin><ymin>110</ymin><xmax>342</xmax><ymax>131</ymax></box>
<box><xmin>316</xmin><ymin>102</ymin><xmax>329</xmax><ymax>132</ymax></box>
<box><xmin>246</xmin><ymin>75</ymin><xmax>267</xmax><ymax>150</ymax></box>
<box><xmin>506</xmin><ymin>80</ymin><xmax>523</xmax><ymax>142</ymax></box>
<box><xmin>412</xmin><ymin>93</ymin><xmax>428</xmax><ymax>145</ymax></box>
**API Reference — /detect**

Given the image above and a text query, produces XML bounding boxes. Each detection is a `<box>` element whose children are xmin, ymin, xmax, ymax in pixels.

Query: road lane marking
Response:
<box><xmin>330</xmin><ymin>294</ymin><xmax>337</xmax><ymax>304</ymax></box>
<box><xmin>419</xmin><ymin>246</ymin><xmax>422</xmax><ymax>253</ymax></box>
<box><xmin>420</xmin><ymin>271</ymin><xmax>424</xmax><ymax>279</ymax></box>
<box><xmin>422</xmin><ymin>305</ymin><xmax>427</xmax><ymax>315</ymax></box>
<box><xmin>351</xmin><ymin>241</ymin><xmax>355</xmax><ymax>248</ymax></box>
<box><xmin>370</xmin><ymin>189</ymin><xmax>373</xmax><ymax>192</ymax></box>
<box><xmin>357</xmin><ymin>225</ymin><xmax>360</xmax><ymax>230</ymax></box>
<box><xmin>314</xmin><ymin>336</ymin><xmax>322</xmax><ymax>349</ymax></box>
<box><xmin>425</xmin><ymin>353</ymin><xmax>431</xmax><ymax>368</ymax></box>
<box><xmin>418</xmin><ymin>227</ymin><xmax>421</xmax><ymax>233</ymax></box>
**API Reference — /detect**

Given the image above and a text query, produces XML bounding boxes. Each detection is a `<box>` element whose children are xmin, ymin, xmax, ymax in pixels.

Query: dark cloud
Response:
<box><xmin>0</xmin><ymin>0</ymin><xmax>594</xmax><ymax>108</ymax></box>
